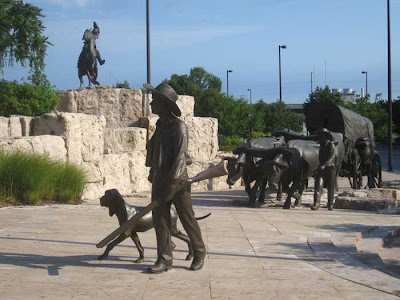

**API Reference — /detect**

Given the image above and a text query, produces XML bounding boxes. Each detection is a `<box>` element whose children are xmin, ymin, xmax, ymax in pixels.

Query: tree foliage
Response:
<box><xmin>115</xmin><ymin>80</ymin><xmax>131</xmax><ymax>89</ymax></box>
<box><xmin>163</xmin><ymin>66</ymin><xmax>222</xmax><ymax>101</ymax></box>
<box><xmin>393</xmin><ymin>99</ymin><xmax>400</xmax><ymax>136</ymax></box>
<box><xmin>255</xmin><ymin>100</ymin><xmax>304</xmax><ymax>134</ymax></box>
<box><xmin>303</xmin><ymin>86</ymin><xmax>344</xmax><ymax>115</ymax></box>
<box><xmin>164</xmin><ymin>67</ymin><xmax>303</xmax><ymax>141</ymax></box>
<box><xmin>0</xmin><ymin>0</ymin><xmax>51</xmax><ymax>80</ymax></box>
<box><xmin>0</xmin><ymin>80</ymin><xmax>59</xmax><ymax>116</ymax></box>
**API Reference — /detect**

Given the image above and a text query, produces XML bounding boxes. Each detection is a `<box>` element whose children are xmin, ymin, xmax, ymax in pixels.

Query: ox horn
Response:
<box><xmin>187</xmin><ymin>161</ymin><xmax>229</xmax><ymax>185</ymax></box>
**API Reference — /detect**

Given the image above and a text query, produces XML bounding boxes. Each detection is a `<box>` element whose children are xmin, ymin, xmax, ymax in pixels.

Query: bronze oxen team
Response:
<box><xmin>226</xmin><ymin>103</ymin><xmax>382</xmax><ymax>210</ymax></box>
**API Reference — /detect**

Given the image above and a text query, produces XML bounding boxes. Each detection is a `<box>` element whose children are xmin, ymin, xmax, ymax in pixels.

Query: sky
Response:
<box><xmin>3</xmin><ymin>0</ymin><xmax>400</xmax><ymax>104</ymax></box>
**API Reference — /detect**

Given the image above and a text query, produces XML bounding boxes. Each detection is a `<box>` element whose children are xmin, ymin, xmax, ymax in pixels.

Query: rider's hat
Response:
<box><xmin>143</xmin><ymin>83</ymin><xmax>181</xmax><ymax>117</ymax></box>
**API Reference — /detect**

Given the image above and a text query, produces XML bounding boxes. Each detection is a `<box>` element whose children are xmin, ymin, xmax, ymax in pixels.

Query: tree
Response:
<box><xmin>163</xmin><ymin>66</ymin><xmax>222</xmax><ymax>101</ymax></box>
<box><xmin>393</xmin><ymin>98</ymin><xmax>400</xmax><ymax>136</ymax></box>
<box><xmin>261</xmin><ymin>101</ymin><xmax>304</xmax><ymax>134</ymax></box>
<box><xmin>303</xmin><ymin>86</ymin><xmax>344</xmax><ymax>115</ymax></box>
<box><xmin>115</xmin><ymin>80</ymin><xmax>131</xmax><ymax>89</ymax></box>
<box><xmin>0</xmin><ymin>80</ymin><xmax>59</xmax><ymax>116</ymax></box>
<box><xmin>0</xmin><ymin>0</ymin><xmax>51</xmax><ymax>82</ymax></box>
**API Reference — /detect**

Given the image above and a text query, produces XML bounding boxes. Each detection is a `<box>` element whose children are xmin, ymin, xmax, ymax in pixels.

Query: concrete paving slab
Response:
<box><xmin>1</xmin><ymin>176</ymin><xmax>400</xmax><ymax>299</ymax></box>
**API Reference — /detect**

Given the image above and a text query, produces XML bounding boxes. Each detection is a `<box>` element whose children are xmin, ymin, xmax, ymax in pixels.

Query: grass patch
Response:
<box><xmin>0</xmin><ymin>151</ymin><xmax>87</xmax><ymax>205</ymax></box>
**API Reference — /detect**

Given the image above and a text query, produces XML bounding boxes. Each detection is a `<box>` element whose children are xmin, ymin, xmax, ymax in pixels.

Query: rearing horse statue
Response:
<box><xmin>77</xmin><ymin>22</ymin><xmax>105</xmax><ymax>88</ymax></box>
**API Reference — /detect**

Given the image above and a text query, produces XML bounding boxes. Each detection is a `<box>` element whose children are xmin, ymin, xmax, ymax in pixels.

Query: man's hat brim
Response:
<box><xmin>143</xmin><ymin>83</ymin><xmax>181</xmax><ymax>117</ymax></box>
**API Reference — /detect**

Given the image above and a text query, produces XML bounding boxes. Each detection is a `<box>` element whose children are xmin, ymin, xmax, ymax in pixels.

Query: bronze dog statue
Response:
<box><xmin>98</xmin><ymin>189</ymin><xmax>210</xmax><ymax>263</ymax></box>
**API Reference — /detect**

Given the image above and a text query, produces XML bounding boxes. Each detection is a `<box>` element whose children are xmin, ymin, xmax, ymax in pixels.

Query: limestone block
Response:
<box><xmin>177</xmin><ymin>95</ymin><xmax>195</xmax><ymax>117</ymax></box>
<box><xmin>33</xmin><ymin>113</ymin><xmax>105</xmax><ymax>164</ymax></box>
<box><xmin>0</xmin><ymin>136</ymin><xmax>66</xmax><ymax>161</ymax></box>
<box><xmin>101</xmin><ymin>151</ymin><xmax>151</xmax><ymax>195</ymax></box>
<box><xmin>81</xmin><ymin>150</ymin><xmax>151</xmax><ymax>200</ymax></box>
<box><xmin>33</xmin><ymin>113</ymin><xmax>66</xmax><ymax>136</ymax></box>
<box><xmin>58</xmin><ymin>87</ymin><xmax>143</xmax><ymax>128</ymax></box>
<box><xmin>188</xmin><ymin>161</ymin><xmax>214</xmax><ymax>192</ymax></box>
<box><xmin>0</xmin><ymin>117</ymin><xmax>9</xmax><ymax>138</ymax></box>
<box><xmin>140</xmin><ymin>116</ymin><xmax>218</xmax><ymax>161</ymax></box>
<box><xmin>20</xmin><ymin>116</ymin><xmax>34</xmax><ymax>136</ymax></box>
<box><xmin>184</xmin><ymin>117</ymin><xmax>219</xmax><ymax>161</ymax></box>
<box><xmin>81</xmin><ymin>160</ymin><xmax>102</xmax><ymax>183</ymax></box>
<box><xmin>127</xmin><ymin>151</ymin><xmax>151</xmax><ymax>193</ymax></box>
<box><xmin>82</xmin><ymin>182</ymin><xmax>104</xmax><ymax>201</ymax></box>
<box><xmin>101</xmin><ymin>153</ymin><xmax>131</xmax><ymax>194</ymax></box>
<box><xmin>369</xmin><ymin>188</ymin><xmax>400</xmax><ymax>200</ymax></box>
<box><xmin>9</xmin><ymin>116</ymin><xmax>22</xmax><ymax>137</ymax></box>
<box><xmin>119</xmin><ymin>89</ymin><xmax>144</xmax><ymax>127</ymax></box>
<box><xmin>139</xmin><ymin>116</ymin><xmax>159</xmax><ymax>141</ymax></box>
<box><xmin>104</xmin><ymin>127</ymin><xmax>147</xmax><ymax>153</ymax></box>
<box><xmin>57</xmin><ymin>89</ymin><xmax>78</xmax><ymax>113</ymax></box>
<box><xmin>188</xmin><ymin>159</ymin><xmax>241</xmax><ymax>192</ymax></box>
<box><xmin>147</xmin><ymin>94</ymin><xmax>194</xmax><ymax>117</ymax></box>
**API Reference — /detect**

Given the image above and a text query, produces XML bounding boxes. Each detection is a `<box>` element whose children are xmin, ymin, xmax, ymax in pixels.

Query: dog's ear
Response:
<box><xmin>108</xmin><ymin>205</ymin><xmax>116</xmax><ymax>217</ymax></box>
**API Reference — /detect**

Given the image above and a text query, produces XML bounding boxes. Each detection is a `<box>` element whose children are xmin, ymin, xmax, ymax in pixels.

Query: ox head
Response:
<box><xmin>256</xmin><ymin>148</ymin><xmax>294</xmax><ymax>186</ymax></box>
<box><xmin>356</xmin><ymin>137</ymin><xmax>373</xmax><ymax>165</ymax></box>
<box><xmin>224</xmin><ymin>155</ymin><xmax>245</xmax><ymax>186</ymax></box>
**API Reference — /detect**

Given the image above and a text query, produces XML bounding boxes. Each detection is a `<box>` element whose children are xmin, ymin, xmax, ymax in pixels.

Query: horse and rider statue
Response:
<box><xmin>78</xmin><ymin>21</ymin><xmax>105</xmax><ymax>88</ymax></box>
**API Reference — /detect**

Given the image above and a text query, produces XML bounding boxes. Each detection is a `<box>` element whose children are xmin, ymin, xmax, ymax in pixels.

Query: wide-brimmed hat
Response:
<box><xmin>143</xmin><ymin>83</ymin><xmax>181</xmax><ymax>117</ymax></box>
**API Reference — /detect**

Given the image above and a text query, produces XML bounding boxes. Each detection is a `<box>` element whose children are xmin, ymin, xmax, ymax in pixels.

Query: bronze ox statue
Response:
<box><xmin>226</xmin><ymin>137</ymin><xmax>285</xmax><ymax>207</ymax></box>
<box><xmin>226</xmin><ymin>128</ymin><xmax>345</xmax><ymax>210</ymax></box>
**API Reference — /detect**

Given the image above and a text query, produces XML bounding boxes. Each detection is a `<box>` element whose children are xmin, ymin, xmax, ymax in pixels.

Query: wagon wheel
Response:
<box><xmin>350</xmin><ymin>149</ymin><xmax>362</xmax><ymax>189</ymax></box>
<box><xmin>370</xmin><ymin>153</ymin><xmax>382</xmax><ymax>188</ymax></box>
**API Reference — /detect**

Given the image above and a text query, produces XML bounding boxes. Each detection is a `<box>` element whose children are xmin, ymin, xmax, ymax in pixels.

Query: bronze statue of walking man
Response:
<box><xmin>144</xmin><ymin>83</ymin><xmax>206</xmax><ymax>273</ymax></box>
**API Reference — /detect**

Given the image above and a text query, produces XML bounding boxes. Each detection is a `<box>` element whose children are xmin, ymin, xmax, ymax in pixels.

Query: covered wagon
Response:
<box><xmin>305</xmin><ymin>102</ymin><xmax>382</xmax><ymax>188</ymax></box>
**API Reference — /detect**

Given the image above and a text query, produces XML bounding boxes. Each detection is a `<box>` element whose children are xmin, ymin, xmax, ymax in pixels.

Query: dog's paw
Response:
<box><xmin>134</xmin><ymin>257</ymin><xmax>144</xmax><ymax>263</ymax></box>
<box><xmin>97</xmin><ymin>255</ymin><xmax>107</xmax><ymax>260</ymax></box>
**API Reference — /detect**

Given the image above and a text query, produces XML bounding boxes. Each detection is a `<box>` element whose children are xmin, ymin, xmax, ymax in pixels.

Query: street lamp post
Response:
<box><xmin>146</xmin><ymin>0</ymin><xmax>150</xmax><ymax>85</ymax></box>
<box><xmin>362</xmin><ymin>71</ymin><xmax>368</xmax><ymax>98</ymax></box>
<box><xmin>387</xmin><ymin>0</ymin><xmax>393</xmax><ymax>171</ymax></box>
<box><xmin>145</xmin><ymin>0</ymin><xmax>151</xmax><ymax>116</ymax></box>
<box><xmin>311</xmin><ymin>72</ymin><xmax>313</xmax><ymax>94</ymax></box>
<box><xmin>279</xmin><ymin>45</ymin><xmax>287</xmax><ymax>102</ymax></box>
<box><xmin>248</xmin><ymin>88</ymin><xmax>252</xmax><ymax>104</ymax></box>
<box><xmin>226</xmin><ymin>70</ymin><xmax>233</xmax><ymax>96</ymax></box>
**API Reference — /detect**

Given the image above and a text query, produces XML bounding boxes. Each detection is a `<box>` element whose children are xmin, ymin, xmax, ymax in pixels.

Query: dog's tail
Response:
<box><xmin>196</xmin><ymin>213</ymin><xmax>211</xmax><ymax>221</ymax></box>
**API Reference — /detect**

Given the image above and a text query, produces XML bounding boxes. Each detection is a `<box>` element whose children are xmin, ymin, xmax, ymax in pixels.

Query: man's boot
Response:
<box><xmin>148</xmin><ymin>259</ymin><xmax>172</xmax><ymax>274</ymax></box>
<box><xmin>190</xmin><ymin>255</ymin><xmax>205</xmax><ymax>271</ymax></box>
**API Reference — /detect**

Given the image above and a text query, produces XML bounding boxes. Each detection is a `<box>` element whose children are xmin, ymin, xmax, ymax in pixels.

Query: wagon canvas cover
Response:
<box><xmin>305</xmin><ymin>102</ymin><xmax>375</xmax><ymax>147</ymax></box>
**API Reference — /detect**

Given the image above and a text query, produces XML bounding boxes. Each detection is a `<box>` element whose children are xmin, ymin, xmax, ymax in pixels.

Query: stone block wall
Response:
<box><xmin>33</xmin><ymin>113</ymin><xmax>106</xmax><ymax>164</ymax></box>
<box><xmin>0</xmin><ymin>116</ymin><xmax>34</xmax><ymax>138</ymax></box>
<box><xmin>57</xmin><ymin>87</ymin><xmax>143</xmax><ymax>128</ymax></box>
<box><xmin>0</xmin><ymin>87</ymin><xmax>237</xmax><ymax>201</ymax></box>
<box><xmin>0</xmin><ymin>136</ymin><xmax>66</xmax><ymax>161</ymax></box>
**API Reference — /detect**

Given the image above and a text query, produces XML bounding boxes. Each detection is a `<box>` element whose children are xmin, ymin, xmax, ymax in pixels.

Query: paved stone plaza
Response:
<box><xmin>0</xmin><ymin>171</ymin><xmax>399</xmax><ymax>300</ymax></box>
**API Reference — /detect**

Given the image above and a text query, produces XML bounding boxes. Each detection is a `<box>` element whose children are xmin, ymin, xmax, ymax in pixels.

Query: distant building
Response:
<box><xmin>286</xmin><ymin>103</ymin><xmax>304</xmax><ymax>115</ymax></box>
<box><xmin>331</xmin><ymin>88</ymin><xmax>357</xmax><ymax>103</ymax></box>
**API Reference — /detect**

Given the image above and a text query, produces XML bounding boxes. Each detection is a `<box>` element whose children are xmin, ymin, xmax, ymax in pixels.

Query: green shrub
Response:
<box><xmin>0</xmin><ymin>80</ymin><xmax>59</xmax><ymax>116</ymax></box>
<box><xmin>0</xmin><ymin>151</ymin><xmax>87</xmax><ymax>204</ymax></box>
<box><xmin>219</xmin><ymin>135</ymin><xmax>243</xmax><ymax>152</ymax></box>
<box><xmin>114</xmin><ymin>80</ymin><xmax>131</xmax><ymax>89</ymax></box>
